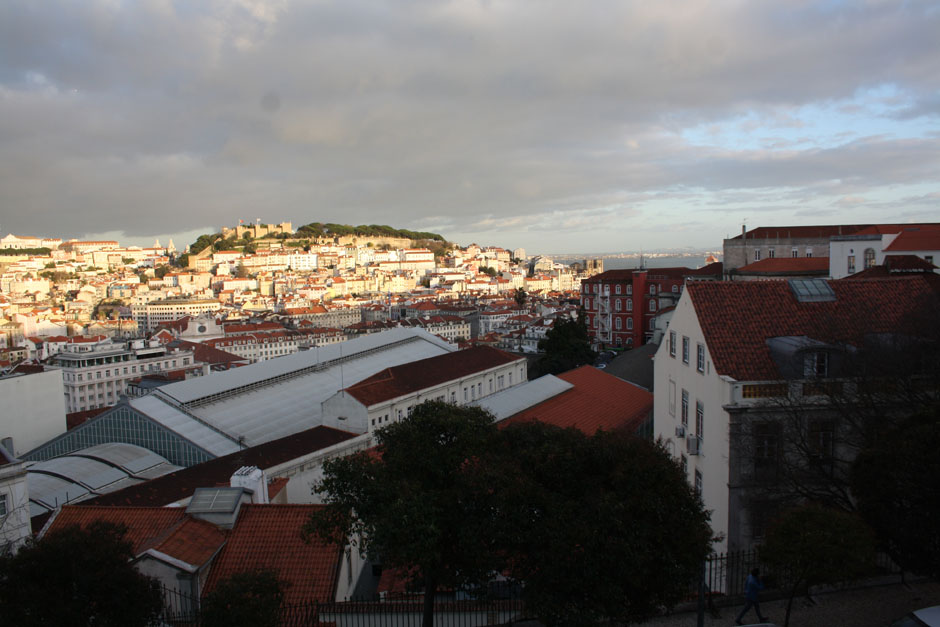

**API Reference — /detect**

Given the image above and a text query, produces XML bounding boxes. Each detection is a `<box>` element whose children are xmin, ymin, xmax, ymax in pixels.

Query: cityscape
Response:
<box><xmin>1</xmin><ymin>1</ymin><xmax>939</xmax><ymax>626</ymax></box>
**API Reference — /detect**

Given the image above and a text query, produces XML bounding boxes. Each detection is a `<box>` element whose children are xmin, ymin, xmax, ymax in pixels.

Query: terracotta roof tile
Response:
<box><xmin>500</xmin><ymin>366</ymin><xmax>652</xmax><ymax>434</ymax></box>
<box><xmin>151</xmin><ymin>516</ymin><xmax>228</xmax><ymax>566</ymax></box>
<box><xmin>735</xmin><ymin>257</ymin><xmax>829</xmax><ymax>275</ymax></box>
<box><xmin>44</xmin><ymin>506</ymin><xmax>187</xmax><ymax>555</ymax></box>
<box><xmin>203</xmin><ymin>505</ymin><xmax>342</xmax><ymax>605</ymax></box>
<box><xmin>883</xmin><ymin>226</ymin><xmax>940</xmax><ymax>252</ymax></box>
<box><xmin>345</xmin><ymin>346</ymin><xmax>523</xmax><ymax>407</ymax></box>
<box><xmin>686</xmin><ymin>275</ymin><xmax>940</xmax><ymax>381</ymax></box>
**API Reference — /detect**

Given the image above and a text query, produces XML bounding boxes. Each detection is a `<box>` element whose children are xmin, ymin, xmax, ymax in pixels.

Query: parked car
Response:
<box><xmin>891</xmin><ymin>606</ymin><xmax>940</xmax><ymax>627</ymax></box>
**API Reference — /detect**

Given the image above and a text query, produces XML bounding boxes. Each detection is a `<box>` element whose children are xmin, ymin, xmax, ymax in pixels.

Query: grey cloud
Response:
<box><xmin>0</xmin><ymin>0</ymin><xmax>938</xmax><ymax>250</ymax></box>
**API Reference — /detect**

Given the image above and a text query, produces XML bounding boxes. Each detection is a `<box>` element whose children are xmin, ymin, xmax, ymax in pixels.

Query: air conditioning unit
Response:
<box><xmin>687</xmin><ymin>435</ymin><xmax>701</xmax><ymax>456</ymax></box>
<box><xmin>675</xmin><ymin>424</ymin><xmax>686</xmax><ymax>438</ymax></box>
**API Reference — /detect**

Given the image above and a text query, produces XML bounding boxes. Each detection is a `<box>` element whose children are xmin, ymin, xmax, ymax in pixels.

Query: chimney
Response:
<box><xmin>231</xmin><ymin>466</ymin><xmax>270</xmax><ymax>504</ymax></box>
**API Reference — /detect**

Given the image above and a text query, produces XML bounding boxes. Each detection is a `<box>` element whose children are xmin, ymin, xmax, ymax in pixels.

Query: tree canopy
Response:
<box><xmin>307</xmin><ymin>401</ymin><xmax>712</xmax><ymax>627</ymax></box>
<box><xmin>306</xmin><ymin>401</ymin><xmax>505</xmax><ymax>627</ymax></box>
<box><xmin>201</xmin><ymin>570</ymin><xmax>285</xmax><ymax>627</ymax></box>
<box><xmin>0</xmin><ymin>521</ymin><xmax>163</xmax><ymax>627</ymax></box>
<box><xmin>761</xmin><ymin>504</ymin><xmax>875</xmax><ymax>627</ymax></box>
<box><xmin>851</xmin><ymin>406</ymin><xmax>940</xmax><ymax>578</ymax></box>
<box><xmin>498</xmin><ymin>421</ymin><xmax>713</xmax><ymax>626</ymax></box>
<box><xmin>533</xmin><ymin>311</ymin><xmax>596</xmax><ymax>376</ymax></box>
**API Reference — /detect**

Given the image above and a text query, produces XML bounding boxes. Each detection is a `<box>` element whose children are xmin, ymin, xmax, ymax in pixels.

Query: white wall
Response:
<box><xmin>653</xmin><ymin>291</ymin><xmax>732</xmax><ymax>553</ymax></box>
<box><xmin>0</xmin><ymin>369</ymin><xmax>68</xmax><ymax>456</ymax></box>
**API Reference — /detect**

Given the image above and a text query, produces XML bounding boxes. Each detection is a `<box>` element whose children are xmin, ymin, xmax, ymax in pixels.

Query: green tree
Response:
<box><xmin>498</xmin><ymin>422</ymin><xmax>713</xmax><ymax>626</ymax></box>
<box><xmin>0</xmin><ymin>521</ymin><xmax>163</xmax><ymax>626</ymax></box>
<box><xmin>306</xmin><ymin>401</ymin><xmax>506</xmax><ymax>627</ymax></box>
<box><xmin>201</xmin><ymin>570</ymin><xmax>284</xmax><ymax>627</ymax></box>
<box><xmin>154</xmin><ymin>265</ymin><xmax>171</xmax><ymax>279</ymax></box>
<box><xmin>479</xmin><ymin>266</ymin><xmax>497</xmax><ymax>277</ymax></box>
<box><xmin>761</xmin><ymin>505</ymin><xmax>875</xmax><ymax>627</ymax></box>
<box><xmin>534</xmin><ymin>311</ymin><xmax>596</xmax><ymax>376</ymax></box>
<box><xmin>513</xmin><ymin>287</ymin><xmax>527</xmax><ymax>308</ymax></box>
<box><xmin>851</xmin><ymin>407</ymin><xmax>940</xmax><ymax>578</ymax></box>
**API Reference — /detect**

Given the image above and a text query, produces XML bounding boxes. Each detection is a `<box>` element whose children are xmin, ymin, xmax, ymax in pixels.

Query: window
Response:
<box><xmin>791</xmin><ymin>247</ymin><xmax>799</xmax><ymax>258</ymax></box>
<box><xmin>682</xmin><ymin>336</ymin><xmax>690</xmax><ymax>364</ymax></box>
<box><xmin>477</xmin><ymin>383</ymin><xmax>482</xmax><ymax>396</ymax></box>
<box><xmin>615</xmin><ymin>284</ymin><xmax>621</xmax><ymax>294</ymax></box>
<box><xmin>592</xmin><ymin>316</ymin><xmax>597</xmax><ymax>328</ymax></box>
<box><xmin>626</xmin><ymin>298</ymin><xmax>632</xmax><ymax>311</ymax></box>
<box><xmin>847</xmin><ymin>255</ymin><xmax>856</xmax><ymax>274</ymax></box>
<box><xmin>681</xmin><ymin>455</ymin><xmax>688</xmax><ymax>475</ymax></box>
<box><xmin>768</xmin><ymin>249</ymin><xmax>775</xmax><ymax>258</ymax></box>
<box><xmin>864</xmin><ymin>248</ymin><xmax>876</xmax><ymax>269</ymax></box>
<box><xmin>615</xmin><ymin>317</ymin><xmax>622</xmax><ymax>329</ymax></box>
<box><xmin>804</xmin><ymin>351</ymin><xmax>828</xmax><ymax>378</ymax></box>
<box><xmin>649</xmin><ymin>299</ymin><xmax>656</xmax><ymax>312</ymax></box>
<box><xmin>0</xmin><ymin>493</ymin><xmax>7</xmax><ymax>517</ymax></box>
<box><xmin>650</xmin><ymin>284</ymin><xmax>656</xmax><ymax>295</ymax></box>
<box><xmin>681</xmin><ymin>390</ymin><xmax>689</xmax><ymax>426</ymax></box>
<box><xmin>508</xmin><ymin>372</ymin><xmax>513</xmax><ymax>384</ymax></box>
<box><xmin>626</xmin><ymin>318</ymin><xmax>633</xmax><ymax>330</ymax></box>
<box><xmin>615</xmin><ymin>299</ymin><xmax>621</xmax><ymax>311</ymax></box>
<box><xmin>672</xmin><ymin>285</ymin><xmax>678</xmax><ymax>293</ymax></box>
<box><xmin>806</xmin><ymin>248</ymin><xmax>813</xmax><ymax>258</ymax></box>
<box><xmin>669</xmin><ymin>380</ymin><xmax>676</xmax><ymax>416</ymax></box>
<box><xmin>753</xmin><ymin>422</ymin><xmax>780</xmax><ymax>481</ymax></box>
<box><xmin>695</xmin><ymin>401</ymin><xmax>704</xmax><ymax>440</ymax></box>
<box><xmin>694</xmin><ymin>470</ymin><xmax>703</xmax><ymax>496</ymax></box>
<box><xmin>754</xmin><ymin>249</ymin><xmax>761</xmax><ymax>261</ymax></box>
<box><xmin>696</xmin><ymin>343</ymin><xmax>705</xmax><ymax>373</ymax></box>
<box><xmin>669</xmin><ymin>331</ymin><xmax>676</xmax><ymax>357</ymax></box>
<box><xmin>809</xmin><ymin>420</ymin><xmax>836</xmax><ymax>474</ymax></box>
<box><xmin>464</xmin><ymin>387</ymin><xmax>468</xmax><ymax>401</ymax></box>
<box><xmin>626</xmin><ymin>284</ymin><xmax>632</xmax><ymax>295</ymax></box>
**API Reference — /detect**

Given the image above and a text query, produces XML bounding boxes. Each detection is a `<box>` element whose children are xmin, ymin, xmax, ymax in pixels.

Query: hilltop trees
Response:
<box><xmin>307</xmin><ymin>401</ymin><xmax>712</xmax><ymax>627</ymax></box>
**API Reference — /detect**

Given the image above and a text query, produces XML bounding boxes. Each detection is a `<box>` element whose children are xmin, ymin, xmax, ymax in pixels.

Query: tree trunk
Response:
<box><xmin>784</xmin><ymin>578</ymin><xmax>802</xmax><ymax>627</ymax></box>
<box><xmin>422</xmin><ymin>574</ymin><xmax>438</xmax><ymax>627</ymax></box>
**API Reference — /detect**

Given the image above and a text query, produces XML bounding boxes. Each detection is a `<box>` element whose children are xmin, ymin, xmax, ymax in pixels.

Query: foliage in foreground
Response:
<box><xmin>852</xmin><ymin>406</ymin><xmax>940</xmax><ymax>579</ymax></box>
<box><xmin>761</xmin><ymin>504</ymin><xmax>875</xmax><ymax>627</ymax></box>
<box><xmin>307</xmin><ymin>401</ymin><xmax>712</xmax><ymax>627</ymax></box>
<box><xmin>0</xmin><ymin>521</ymin><xmax>163</xmax><ymax>627</ymax></box>
<box><xmin>201</xmin><ymin>569</ymin><xmax>285</xmax><ymax>627</ymax></box>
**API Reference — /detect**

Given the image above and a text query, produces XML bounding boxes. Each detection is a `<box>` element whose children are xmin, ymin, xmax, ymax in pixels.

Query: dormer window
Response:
<box><xmin>804</xmin><ymin>351</ymin><xmax>828</xmax><ymax>378</ymax></box>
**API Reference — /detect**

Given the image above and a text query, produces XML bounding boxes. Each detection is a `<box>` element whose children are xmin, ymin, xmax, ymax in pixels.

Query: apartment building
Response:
<box><xmin>50</xmin><ymin>338</ymin><xmax>197</xmax><ymax>413</ymax></box>
<box><xmin>132</xmin><ymin>298</ymin><xmax>222</xmax><ymax>333</ymax></box>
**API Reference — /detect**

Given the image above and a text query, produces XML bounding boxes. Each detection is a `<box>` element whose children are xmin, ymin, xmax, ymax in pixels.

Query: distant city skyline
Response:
<box><xmin>1</xmin><ymin>2</ymin><xmax>937</xmax><ymax>254</ymax></box>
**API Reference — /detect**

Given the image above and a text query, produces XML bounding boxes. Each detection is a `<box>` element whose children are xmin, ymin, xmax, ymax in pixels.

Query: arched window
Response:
<box><xmin>626</xmin><ymin>298</ymin><xmax>633</xmax><ymax>311</ymax></box>
<box><xmin>615</xmin><ymin>317</ymin><xmax>622</xmax><ymax>330</ymax></box>
<box><xmin>615</xmin><ymin>299</ymin><xmax>621</xmax><ymax>311</ymax></box>
<box><xmin>627</xmin><ymin>318</ymin><xmax>633</xmax><ymax>330</ymax></box>
<box><xmin>864</xmin><ymin>248</ymin><xmax>876</xmax><ymax>270</ymax></box>
<box><xmin>649</xmin><ymin>299</ymin><xmax>657</xmax><ymax>312</ymax></box>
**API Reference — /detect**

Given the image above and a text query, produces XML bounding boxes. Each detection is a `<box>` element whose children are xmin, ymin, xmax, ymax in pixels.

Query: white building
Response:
<box><xmin>829</xmin><ymin>225</ymin><xmax>940</xmax><ymax>279</ymax></box>
<box><xmin>0</xmin><ymin>445</ymin><xmax>29</xmax><ymax>554</ymax></box>
<box><xmin>321</xmin><ymin>345</ymin><xmax>527</xmax><ymax>434</ymax></box>
<box><xmin>50</xmin><ymin>339</ymin><xmax>197</xmax><ymax>413</ymax></box>
<box><xmin>133</xmin><ymin>298</ymin><xmax>222</xmax><ymax>333</ymax></box>
<box><xmin>653</xmin><ymin>276</ymin><xmax>939</xmax><ymax>553</ymax></box>
<box><xmin>0</xmin><ymin>369</ymin><xmax>67</xmax><ymax>457</ymax></box>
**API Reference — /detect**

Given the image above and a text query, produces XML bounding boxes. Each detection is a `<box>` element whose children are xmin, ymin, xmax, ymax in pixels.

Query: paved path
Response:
<box><xmin>637</xmin><ymin>579</ymin><xmax>940</xmax><ymax>627</ymax></box>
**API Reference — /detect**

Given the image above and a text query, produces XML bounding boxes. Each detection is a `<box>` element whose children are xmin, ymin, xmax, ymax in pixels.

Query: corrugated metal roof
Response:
<box><xmin>474</xmin><ymin>375</ymin><xmax>573</xmax><ymax>421</ymax></box>
<box><xmin>72</xmin><ymin>442</ymin><xmax>169</xmax><ymax>475</ymax></box>
<box><xmin>128</xmin><ymin>395</ymin><xmax>242</xmax><ymax>457</ymax></box>
<box><xmin>158</xmin><ymin>328</ymin><xmax>454</xmax><ymax>405</ymax></box>
<box><xmin>182</xmin><ymin>334</ymin><xmax>454</xmax><ymax>446</ymax></box>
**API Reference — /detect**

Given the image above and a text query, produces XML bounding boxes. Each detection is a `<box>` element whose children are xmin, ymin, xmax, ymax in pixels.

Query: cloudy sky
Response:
<box><xmin>1</xmin><ymin>1</ymin><xmax>938</xmax><ymax>254</ymax></box>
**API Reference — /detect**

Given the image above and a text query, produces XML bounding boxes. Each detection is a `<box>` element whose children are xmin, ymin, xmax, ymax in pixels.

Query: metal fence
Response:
<box><xmin>159</xmin><ymin>587</ymin><xmax>528</xmax><ymax>627</ymax></box>
<box><xmin>688</xmin><ymin>548</ymin><xmax>904</xmax><ymax>602</ymax></box>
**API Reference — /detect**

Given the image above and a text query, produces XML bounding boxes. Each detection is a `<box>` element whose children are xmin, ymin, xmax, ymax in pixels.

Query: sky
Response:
<box><xmin>0</xmin><ymin>1</ymin><xmax>938</xmax><ymax>255</ymax></box>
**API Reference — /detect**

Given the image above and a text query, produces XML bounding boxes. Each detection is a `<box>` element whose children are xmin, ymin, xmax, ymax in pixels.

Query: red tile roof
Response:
<box><xmin>202</xmin><ymin>504</ymin><xmax>342</xmax><ymax>605</ymax></box>
<box><xmin>345</xmin><ymin>346</ymin><xmax>523</xmax><ymax>407</ymax></box>
<box><xmin>44</xmin><ymin>506</ymin><xmax>188</xmax><ymax>555</ymax></box>
<box><xmin>731</xmin><ymin>224</ymin><xmax>907</xmax><ymax>240</ymax></box>
<box><xmin>500</xmin><ymin>366</ymin><xmax>652</xmax><ymax>435</ymax></box>
<box><xmin>734</xmin><ymin>257</ymin><xmax>830</xmax><ymax>275</ymax></box>
<box><xmin>149</xmin><ymin>516</ymin><xmax>228</xmax><ymax>567</ymax></box>
<box><xmin>883</xmin><ymin>226</ymin><xmax>940</xmax><ymax>252</ymax></box>
<box><xmin>686</xmin><ymin>275</ymin><xmax>940</xmax><ymax>381</ymax></box>
<box><xmin>84</xmin><ymin>426</ymin><xmax>357</xmax><ymax>507</ymax></box>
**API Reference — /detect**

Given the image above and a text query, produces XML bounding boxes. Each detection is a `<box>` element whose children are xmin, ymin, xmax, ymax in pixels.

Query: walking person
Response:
<box><xmin>736</xmin><ymin>568</ymin><xmax>769</xmax><ymax>625</ymax></box>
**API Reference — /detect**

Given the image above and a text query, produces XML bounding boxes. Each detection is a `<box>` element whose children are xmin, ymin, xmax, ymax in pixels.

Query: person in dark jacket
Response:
<box><xmin>736</xmin><ymin>568</ymin><xmax>768</xmax><ymax>625</ymax></box>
